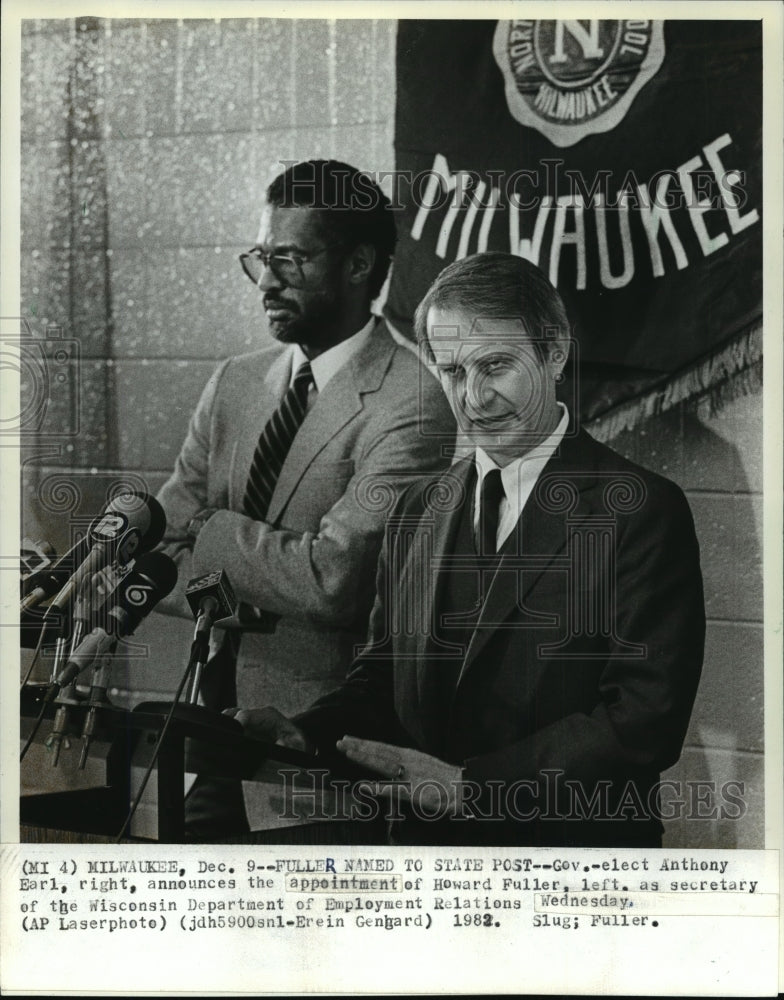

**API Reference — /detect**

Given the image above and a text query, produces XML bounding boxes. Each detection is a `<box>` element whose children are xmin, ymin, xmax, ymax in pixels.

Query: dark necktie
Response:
<box><xmin>479</xmin><ymin>467</ymin><xmax>505</xmax><ymax>556</ymax></box>
<box><xmin>243</xmin><ymin>360</ymin><xmax>314</xmax><ymax>522</ymax></box>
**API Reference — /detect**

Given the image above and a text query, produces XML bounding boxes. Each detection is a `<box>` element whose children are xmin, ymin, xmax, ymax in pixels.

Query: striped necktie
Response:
<box><xmin>243</xmin><ymin>360</ymin><xmax>314</xmax><ymax>522</ymax></box>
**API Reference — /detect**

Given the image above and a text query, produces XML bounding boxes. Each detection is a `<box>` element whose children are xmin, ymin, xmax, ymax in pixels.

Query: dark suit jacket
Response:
<box><xmin>296</xmin><ymin>426</ymin><xmax>706</xmax><ymax>847</ymax></box>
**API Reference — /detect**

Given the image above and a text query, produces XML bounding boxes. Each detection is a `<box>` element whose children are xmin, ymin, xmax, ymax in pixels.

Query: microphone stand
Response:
<box><xmin>116</xmin><ymin>602</ymin><xmax>240</xmax><ymax>842</ymax></box>
<box><xmin>46</xmin><ymin>573</ymin><xmax>101</xmax><ymax>767</ymax></box>
<box><xmin>78</xmin><ymin>648</ymin><xmax>117</xmax><ymax>769</ymax></box>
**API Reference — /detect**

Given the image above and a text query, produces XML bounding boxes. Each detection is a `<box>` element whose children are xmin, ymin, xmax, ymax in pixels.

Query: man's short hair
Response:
<box><xmin>266</xmin><ymin>159</ymin><xmax>397</xmax><ymax>300</ymax></box>
<box><xmin>414</xmin><ymin>252</ymin><xmax>571</xmax><ymax>363</ymax></box>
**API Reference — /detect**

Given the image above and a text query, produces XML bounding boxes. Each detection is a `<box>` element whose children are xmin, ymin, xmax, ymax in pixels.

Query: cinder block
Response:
<box><xmin>244</xmin><ymin>121</ymin><xmax>396</xmax><ymax>203</ymax></box>
<box><xmin>143</xmin><ymin>246</ymin><xmax>263</xmax><ymax>359</ymax></box>
<box><xmin>292</xmin><ymin>20</ymin><xmax>330</xmax><ymax>128</ymax></box>
<box><xmin>688</xmin><ymin>494</ymin><xmax>763</xmax><ymax>622</ymax></box>
<box><xmin>252</xmin><ymin>20</ymin><xmax>296</xmax><ymax>131</ymax></box>
<box><xmin>108</xmin><ymin>248</ymin><xmax>148</xmax><ymax>347</ymax></box>
<box><xmin>70</xmin><ymin>142</ymin><xmax>111</xmax><ymax>252</ymax></box>
<box><xmin>661</xmin><ymin>747</ymin><xmax>764</xmax><ymax>849</ymax></box>
<box><xmin>334</xmin><ymin>22</ymin><xmax>378</xmax><ymax>126</ymax></box>
<box><xmin>68</xmin><ymin>21</ymin><xmax>106</xmax><ymax>143</ymax></box>
<box><xmin>21</xmin><ymin>140</ymin><xmax>72</xmax><ymax>250</ymax></box>
<box><xmin>677</xmin><ymin>390</ymin><xmax>762</xmax><ymax>494</ymax></box>
<box><xmin>678</xmin><ymin>407</ymin><xmax>743</xmax><ymax>493</ymax></box>
<box><xmin>589</xmin><ymin>387</ymin><xmax>762</xmax><ymax>500</ymax></box>
<box><xmin>13</xmin><ymin>335</ymin><xmax>81</xmax><ymax>462</ymax></box>
<box><xmin>144</xmin><ymin>20</ymin><xmax>180</xmax><ymax>135</ymax></box>
<box><xmin>29</xmin><ymin>18</ymin><xmax>74</xmax><ymax>33</ymax></box>
<box><xmin>62</xmin><ymin>358</ymin><xmax>115</xmax><ymax>466</ymax></box>
<box><xmin>21</xmin><ymin>26</ymin><xmax>72</xmax><ymax>142</ymax></box>
<box><xmin>373</xmin><ymin>19</ymin><xmax>397</xmax><ymax>102</ymax></box>
<box><xmin>684</xmin><ymin>621</ymin><xmax>763</xmax><ymax>751</ymax></box>
<box><xmin>248</xmin><ymin>131</ymin><xmax>297</xmax><ymax>195</ymax></box>
<box><xmin>114</xmin><ymin>358</ymin><xmax>217</xmax><ymax>471</ymax></box>
<box><xmin>21</xmin><ymin>249</ymin><xmax>72</xmax><ymax>332</ymax></box>
<box><xmin>146</xmin><ymin>133</ymin><xmax>258</xmax><ymax>246</ymax></box>
<box><xmin>114</xmin><ymin>359</ymin><xmax>169</xmax><ymax>469</ymax></box>
<box><xmin>285</xmin><ymin>124</ymin><xmax>395</xmax><ymax>180</ymax></box>
<box><xmin>723</xmin><ymin>388</ymin><xmax>763</xmax><ymax>494</ymax></box>
<box><xmin>69</xmin><ymin>247</ymin><xmax>112</xmax><ymax>356</ymax></box>
<box><xmin>103</xmin><ymin>21</ymin><xmax>148</xmax><ymax>138</ymax></box>
<box><xmin>179</xmin><ymin>19</ymin><xmax>254</xmax><ymax>134</ymax></box>
<box><xmin>634</xmin><ymin>405</ymin><xmax>683</xmax><ymax>484</ymax></box>
<box><xmin>105</xmin><ymin>137</ymin><xmax>151</xmax><ymax>247</ymax></box>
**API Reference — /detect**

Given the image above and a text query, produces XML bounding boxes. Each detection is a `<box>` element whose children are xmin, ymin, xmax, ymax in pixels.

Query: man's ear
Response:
<box><xmin>545</xmin><ymin>338</ymin><xmax>570</xmax><ymax>379</ymax></box>
<box><xmin>345</xmin><ymin>243</ymin><xmax>376</xmax><ymax>286</ymax></box>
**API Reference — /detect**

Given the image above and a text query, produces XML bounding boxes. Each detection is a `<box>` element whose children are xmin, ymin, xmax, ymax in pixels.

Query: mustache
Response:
<box><xmin>263</xmin><ymin>294</ymin><xmax>298</xmax><ymax>311</ymax></box>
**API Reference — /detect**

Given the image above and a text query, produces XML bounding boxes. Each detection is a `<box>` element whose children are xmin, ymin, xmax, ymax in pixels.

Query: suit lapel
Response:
<box><xmin>455</xmin><ymin>430</ymin><xmax>599</xmax><ymax>688</ymax></box>
<box><xmin>388</xmin><ymin>460</ymin><xmax>473</xmax><ymax>750</ymax></box>
<box><xmin>266</xmin><ymin>320</ymin><xmax>395</xmax><ymax>525</ymax></box>
<box><xmin>406</xmin><ymin>460</ymin><xmax>475</xmax><ymax>735</ymax></box>
<box><xmin>415</xmin><ymin>459</ymin><xmax>475</xmax><ymax>653</ymax></box>
<box><xmin>230</xmin><ymin>347</ymin><xmax>291</xmax><ymax>510</ymax></box>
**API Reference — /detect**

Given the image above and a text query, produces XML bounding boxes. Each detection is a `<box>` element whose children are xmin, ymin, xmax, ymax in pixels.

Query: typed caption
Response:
<box><xmin>2</xmin><ymin>844</ymin><xmax>778</xmax><ymax>995</ymax></box>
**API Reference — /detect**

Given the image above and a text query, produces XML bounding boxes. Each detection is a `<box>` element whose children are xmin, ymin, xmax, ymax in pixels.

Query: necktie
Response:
<box><xmin>479</xmin><ymin>467</ymin><xmax>505</xmax><ymax>556</ymax></box>
<box><xmin>243</xmin><ymin>360</ymin><xmax>314</xmax><ymax>522</ymax></box>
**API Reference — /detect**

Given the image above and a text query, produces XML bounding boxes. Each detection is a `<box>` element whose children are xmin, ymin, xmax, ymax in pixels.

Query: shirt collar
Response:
<box><xmin>474</xmin><ymin>402</ymin><xmax>570</xmax><ymax>506</ymax></box>
<box><xmin>289</xmin><ymin>315</ymin><xmax>376</xmax><ymax>392</ymax></box>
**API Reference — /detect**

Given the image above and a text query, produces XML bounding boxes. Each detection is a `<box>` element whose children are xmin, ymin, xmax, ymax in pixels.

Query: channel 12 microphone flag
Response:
<box><xmin>385</xmin><ymin>20</ymin><xmax>762</xmax><ymax>432</ymax></box>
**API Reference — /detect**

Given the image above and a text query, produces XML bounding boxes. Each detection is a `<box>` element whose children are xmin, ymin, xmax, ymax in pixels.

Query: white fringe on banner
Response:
<box><xmin>587</xmin><ymin>321</ymin><xmax>763</xmax><ymax>443</ymax></box>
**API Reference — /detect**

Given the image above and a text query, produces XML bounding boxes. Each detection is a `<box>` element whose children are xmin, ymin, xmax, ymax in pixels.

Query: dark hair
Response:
<box><xmin>413</xmin><ymin>252</ymin><xmax>571</xmax><ymax>363</ymax></box>
<box><xmin>266</xmin><ymin>159</ymin><xmax>397</xmax><ymax>300</ymax></box>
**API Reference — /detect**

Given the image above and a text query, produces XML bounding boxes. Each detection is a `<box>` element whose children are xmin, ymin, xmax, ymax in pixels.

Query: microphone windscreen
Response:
<box><xmin>104</xmin><ymin>492</ymin><xmax>167</xmax><ymax>551</ymax></box>
<box><xmin>110</xmin><ymin>551</ymin><xmax>178</xmax><ymax>635</ymax></box>
<box><xmin>132</xmin><ymin>550</ymin><xmax>179</xmax><ymax>596</ymax></box>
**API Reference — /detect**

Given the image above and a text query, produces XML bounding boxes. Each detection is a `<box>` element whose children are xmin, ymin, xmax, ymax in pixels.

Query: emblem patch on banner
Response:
<box><xmin>493</xmin><ymin>20</ymin><xmax>666</xmax><ymax>147</ymax></box>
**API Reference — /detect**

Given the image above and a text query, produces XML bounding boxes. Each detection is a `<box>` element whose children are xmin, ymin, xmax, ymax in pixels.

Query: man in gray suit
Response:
<box><xmin>156</xmin><ymin>159</ymin><xmax>455</xmax><ymax>838</ymax></box>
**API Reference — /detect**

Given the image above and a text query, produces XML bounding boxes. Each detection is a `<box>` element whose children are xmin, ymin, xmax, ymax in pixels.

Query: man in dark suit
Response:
<box><xmin>233</xmin><ymin>251</ymin><xmax>706</xmax><ymax>847</ymax></box>
<box><xmin>156</xmin><ymin>160</ymin><xmax>455</xmax><ymax>837</ymax></box>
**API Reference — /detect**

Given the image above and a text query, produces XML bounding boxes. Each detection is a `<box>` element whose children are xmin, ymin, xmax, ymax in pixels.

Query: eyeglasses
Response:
<box><xmin>239</xmin><ymin>242</ymin><xmax>344</xmax><ymax>288</ymax></box>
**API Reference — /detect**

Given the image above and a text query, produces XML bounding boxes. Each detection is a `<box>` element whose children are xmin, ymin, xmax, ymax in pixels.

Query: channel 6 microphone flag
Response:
<box><xmin>385</xmin><ymin>19</ymin><xmax>762</xmax><ymax>432</ymax></box>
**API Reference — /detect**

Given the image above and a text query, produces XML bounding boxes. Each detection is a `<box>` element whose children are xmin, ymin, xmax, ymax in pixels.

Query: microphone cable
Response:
<box><xmin>19</xmin><ymin>624</ymin><xmax>47</xmax><ymax>691</ymax></box>
<box><xmin>20</xmin><ymin>624</ymin><xmax>57</xmax><ymax>762</ymax></box>
<box><xmin>20</xmin><ymin>697</ymin><xmax>50</xmax><ymax>763</ymax></box>
<box><xmin>113</xmin><ymin>637</ymin><xmax>202</xmax><ymax>843</ymax></box>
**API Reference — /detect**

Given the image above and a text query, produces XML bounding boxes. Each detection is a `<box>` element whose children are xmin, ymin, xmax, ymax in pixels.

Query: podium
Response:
<box><xmin>20</xmin><ymin>689</ymin><xmax>337</xmax><ymax>843</ymax></box>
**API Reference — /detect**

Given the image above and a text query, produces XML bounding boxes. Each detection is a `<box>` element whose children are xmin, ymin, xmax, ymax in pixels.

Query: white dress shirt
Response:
<box><xmin>473</xmin><ymin>403</ymin><xmax>570</xmax><ymax>550</ymax></box>
<box><xmin>289</xmin><ymin>315</ymin><xmax>376</xmax><ymax>401</ymax></box>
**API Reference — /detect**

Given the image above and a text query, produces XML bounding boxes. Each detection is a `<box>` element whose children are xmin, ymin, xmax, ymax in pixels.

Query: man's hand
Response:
<box><xmin>337</xmin><ymin>736</ymin><xmax>464</xmax><ymax>818</ymax></box>
<box><xmin>224</xmin><ymin>706</ymin><xmax>313</xmax><ymax>753</ymax></box>
<box><xmin>187</xmin><ymin>507</ymin><xmax>218</xmax><ymax>541</ymax></box>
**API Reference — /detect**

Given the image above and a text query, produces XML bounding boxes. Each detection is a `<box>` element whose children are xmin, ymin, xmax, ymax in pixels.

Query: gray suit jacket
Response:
<box><xmin>156</xmin><ymin>319</ymin><xmax>455</xmax><ymax>828</ymax></box>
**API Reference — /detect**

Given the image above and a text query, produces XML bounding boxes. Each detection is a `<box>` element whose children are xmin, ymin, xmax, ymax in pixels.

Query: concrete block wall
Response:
<box><xmin>19</xmin><ymin>17</ymin><xmax>763</xmax><ymax>846</ymax></box>
<box><xmin>608</xmin><ymin>388</ymin><xmax>764</xmax><ymax>848</ymax></box>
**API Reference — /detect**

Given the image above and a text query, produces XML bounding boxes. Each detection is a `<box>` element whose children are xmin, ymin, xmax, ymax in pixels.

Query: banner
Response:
<box><xmin>386</xmin><ymin>20</ymin><xmax>762</xmax><ymax>428</ymax></box>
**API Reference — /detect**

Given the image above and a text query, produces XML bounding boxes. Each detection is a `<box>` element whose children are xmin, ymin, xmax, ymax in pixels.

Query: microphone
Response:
<box><xmin>44</xmin><ymin>493</ymin><xmax>167</xmax><ymax>620</ymax></box>
<box><xmin>20</xmin><ymin>533</ymin><xmax>92</xmax><ymax>612</ymax></box>
<box><xmin>49</xmin><ymin>551</ymin><xmax>178</xmax><ymax>692</ymax></box>
<box><xmin>185</xmin><ymin>570</ymin><xmax>236</xmax><ymax>636</ymax></box>
<box><xmin>21</xmin><ymin>538</ymin><xmax>56</xmax><ymax>582</ymax></box>
<box><xmin>184</xmin><ymin>570</ymin><xmax>236</xmax><ymax>703</ymax></box>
